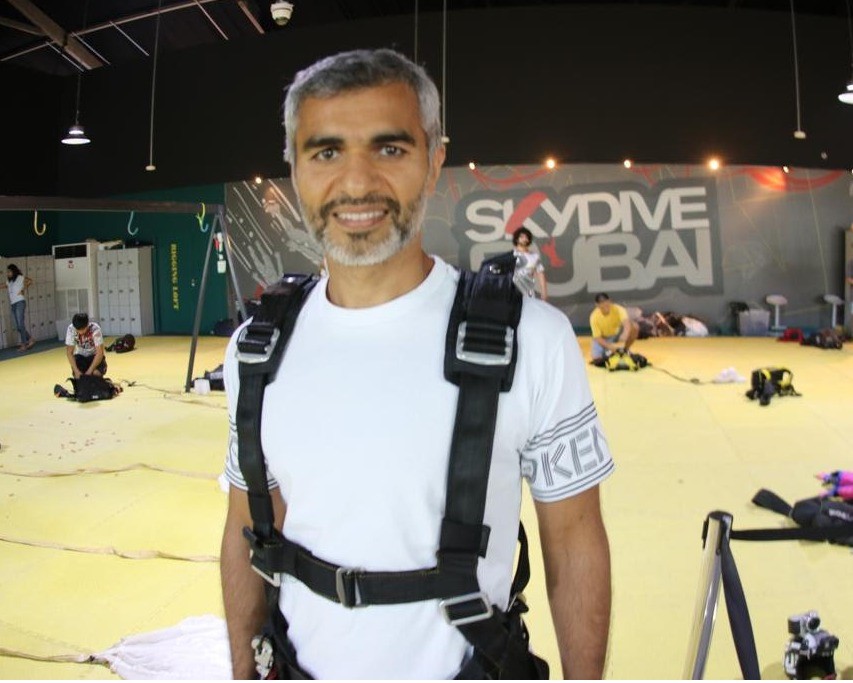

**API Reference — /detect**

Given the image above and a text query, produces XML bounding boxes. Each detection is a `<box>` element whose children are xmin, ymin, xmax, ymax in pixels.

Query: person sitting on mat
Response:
<box><xmin>589</xmin><ymin>293</ymin><xmax>639</xmax><ymax>362</ymax></box>
<box><xmin>65</xmin><ymin>313</ymin><xmax>107</xmax><ymax>378</ymax></box>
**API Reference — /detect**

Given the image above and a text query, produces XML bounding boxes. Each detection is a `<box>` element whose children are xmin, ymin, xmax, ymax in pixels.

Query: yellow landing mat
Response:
<box><xmin>0</xmin><ymin>335</ymin><xmax>851</xmax><ymax>679</ymax></box>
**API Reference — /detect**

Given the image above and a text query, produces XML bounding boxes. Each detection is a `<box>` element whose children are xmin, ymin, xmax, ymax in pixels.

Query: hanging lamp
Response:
<box><xmin>789</xmin><ymin>0</ymin><xmax>807</xmax><ymax>139</ymax></box>
<box><xmin>146</xmin><ymin>0</ymin><xmax>164</xmax><ymax>171</ymax></box>
<box><xmin>839</xmin><ymin>0</ymin><xmax>853</xmax><ymax>103</ymax></box>
<box><xmin>61</xmin><ymin>72</ymin><xmax>90</xmax><ymax>145</ymax></box>
<box><xmin>61</xmin><ymin>0</ymin><xmax>92</xmax><ymax>145</ymax></box>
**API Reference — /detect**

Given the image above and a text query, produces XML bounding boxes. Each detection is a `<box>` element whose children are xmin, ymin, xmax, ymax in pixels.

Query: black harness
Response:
<box><xmin>234</xmin><ymin>252</ymin><xmax>548</xmax><ymax>679</ymax></box>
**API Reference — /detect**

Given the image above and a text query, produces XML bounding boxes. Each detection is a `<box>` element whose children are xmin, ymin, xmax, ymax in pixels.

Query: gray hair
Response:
<box><xmin>283</xmin><ymin>48</ymin><xmax>442</xmax><ymax>165</ymax></box>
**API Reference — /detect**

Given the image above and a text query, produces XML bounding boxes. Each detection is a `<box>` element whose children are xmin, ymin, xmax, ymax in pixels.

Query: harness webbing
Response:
<box><xmin>235</xmin><ymin>253</ymin><xmax>546</xmax><ymax>679</ymax></box>
<box><xmin>237</xmin><ymin>274</ymin><xmax>318</xmax><ymax>594</ymax></box>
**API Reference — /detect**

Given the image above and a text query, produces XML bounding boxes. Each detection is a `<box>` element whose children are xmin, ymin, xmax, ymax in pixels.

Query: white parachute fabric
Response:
<box><xmin>95</xmin><ymin>615</ymin><xmax>231</xmax><ymax>680</ymax></box>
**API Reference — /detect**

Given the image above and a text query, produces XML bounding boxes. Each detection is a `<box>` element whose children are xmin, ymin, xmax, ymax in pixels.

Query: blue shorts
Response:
<box><xmin>591</xmin><ymin>329</ymin><xmax>622</xmax><ymax>360</ymax></box>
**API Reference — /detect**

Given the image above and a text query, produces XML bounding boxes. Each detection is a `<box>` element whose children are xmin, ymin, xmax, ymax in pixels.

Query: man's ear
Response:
<box><xmin>425</xmin><ymin>144</ymin><xmax>446</xmax><ymax>195</ymax></box>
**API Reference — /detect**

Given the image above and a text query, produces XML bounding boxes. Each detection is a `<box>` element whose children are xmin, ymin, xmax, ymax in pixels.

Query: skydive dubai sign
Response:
<box><xmin>456</xmin><ymin>179</ymin><xmax>723</xmax><ymax>300</ymax></box>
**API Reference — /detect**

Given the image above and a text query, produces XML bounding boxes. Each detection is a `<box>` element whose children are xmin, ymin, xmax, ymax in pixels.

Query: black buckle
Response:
<box><xmin>335</xmin><ymin>567</ymin><xmax>365</xmax><ymax>608</ymax></box>
<box><xmin>242</xmin><ymin>527</ymin><xmax>283</xmax><ymax>587</ymax></box>
<box><xmin>438</xmin><ymin>592</ymin><xmax>494</xmax><ymax>626</ymax></box>
<box><xmin>455</xmin><ymin>321</ymin><xmax>513</xmax><ymax>367</ymax></box>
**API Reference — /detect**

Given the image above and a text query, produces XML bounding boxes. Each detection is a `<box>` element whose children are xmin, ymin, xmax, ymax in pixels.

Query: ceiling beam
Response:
<box><xmin>237</xmin><ymin>0</ymin><xmax>264</xmax><ymax>34</ymax></box>
<box><xmin>0</xmin><ymin>195</ymin><xmax>223</xmax><ymax>214</ymax></box>
<box><xmin>0</xmin><ymin>13</ymin><xmax>42</xmax><ymax>35</ymax></box>
<box><xmin>5</xmin><ymin>0</ymin><xmax>103</xmax><ymax>70</ymax></box>
<box><xmin>193</xmin><ymin>0</ymin><xmax>229</xmax><ymax>40</ymax></box>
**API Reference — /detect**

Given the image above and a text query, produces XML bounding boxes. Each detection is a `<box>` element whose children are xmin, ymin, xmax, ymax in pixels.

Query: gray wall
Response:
<box><xmin>227</xmin><ymin>162</ymin><xmax>853</xmax><ymax>333</ymax></box>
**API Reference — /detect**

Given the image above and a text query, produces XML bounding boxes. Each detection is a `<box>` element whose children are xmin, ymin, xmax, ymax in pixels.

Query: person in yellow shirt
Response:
<box><xmin>589</xmin><ymin>293</ymin><xmax>639</xmax><ymax>361</ymax></box>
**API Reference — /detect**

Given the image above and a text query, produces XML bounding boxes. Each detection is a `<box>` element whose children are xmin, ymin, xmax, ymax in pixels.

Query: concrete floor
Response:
<box><xmin>0</xmin><ymin>334</ymin><xmax>850</xmax><ymax>679</ymax></box>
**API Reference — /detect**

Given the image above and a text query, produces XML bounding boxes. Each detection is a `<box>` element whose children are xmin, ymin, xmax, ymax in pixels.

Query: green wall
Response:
<box><xmin>0</xmin><ymin>211</ymin><xmax>59</xmax><ymax>257</ymax></box>
<box><xmin>0</xmin><ymin>185</ymin><xmax>229</xmax><ymax>335</ymax></box>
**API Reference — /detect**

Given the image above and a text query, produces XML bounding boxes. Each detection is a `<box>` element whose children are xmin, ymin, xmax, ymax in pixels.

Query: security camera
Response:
<box><xmin>270</xmin><ymin>1</ymin><xmax>294</xmax><ymax>25</ymax></box>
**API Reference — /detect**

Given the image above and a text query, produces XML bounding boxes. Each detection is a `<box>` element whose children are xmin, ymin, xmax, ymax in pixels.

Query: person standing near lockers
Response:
<box><xmin>1</xmin><ymin>264</ymin><xmax>34</xmax><ymax>351</ymax></box>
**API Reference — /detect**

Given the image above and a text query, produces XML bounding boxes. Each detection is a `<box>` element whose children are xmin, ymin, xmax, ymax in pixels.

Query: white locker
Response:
<box><xmin>95</xmin><ymin>246</ymin><xmax>155</xmax><ymax>337</ymax></box>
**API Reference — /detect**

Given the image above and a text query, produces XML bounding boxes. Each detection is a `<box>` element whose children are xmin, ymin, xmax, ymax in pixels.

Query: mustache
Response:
<box><xmin>318</xmin><ymin>194</ymin><xmax>401</xmax><ymax>223</ymax></box>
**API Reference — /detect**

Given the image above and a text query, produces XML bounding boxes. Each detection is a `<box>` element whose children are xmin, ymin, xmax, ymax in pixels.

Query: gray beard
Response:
<box><xmin>299</xmin><ymin>190</ymin><xmax>428</xmax><ymax>267</ymax></box>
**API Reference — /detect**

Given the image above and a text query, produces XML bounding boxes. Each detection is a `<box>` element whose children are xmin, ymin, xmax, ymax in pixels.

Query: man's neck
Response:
<box><xmin>325</xmin><ymin>240</ymin><xmax>434</xmax><ymax>309</ymax></box>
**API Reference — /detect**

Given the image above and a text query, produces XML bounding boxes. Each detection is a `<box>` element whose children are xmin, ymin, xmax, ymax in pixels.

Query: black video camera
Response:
<box><xmin>783</xmin><ymin>610</ymin><xmax>839</xmax><ymax>680</ymax></box>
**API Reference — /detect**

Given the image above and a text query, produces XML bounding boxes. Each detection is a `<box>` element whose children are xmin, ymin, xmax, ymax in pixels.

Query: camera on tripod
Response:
<box><xmin>783</xmin><ymin>610</ymin><xmax>839</xmax><ymax>680</ymax></box>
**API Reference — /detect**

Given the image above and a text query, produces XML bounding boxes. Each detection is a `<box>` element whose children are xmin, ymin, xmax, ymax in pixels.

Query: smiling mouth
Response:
<box><xmin>332</xmin><ymin>208</ymin><xmax>389</xmax><ymax>230</ymax></box>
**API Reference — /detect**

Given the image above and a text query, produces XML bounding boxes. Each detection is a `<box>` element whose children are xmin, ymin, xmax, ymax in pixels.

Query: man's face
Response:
<box><xmin>597</xmin><ymin>300</ymin><xmax>612</xmax><ymax>315</ymax></box>
<box><xmin>291</xmin><ymin>82</ymin><xmax>445</xmax><ymax>267</ymax></box>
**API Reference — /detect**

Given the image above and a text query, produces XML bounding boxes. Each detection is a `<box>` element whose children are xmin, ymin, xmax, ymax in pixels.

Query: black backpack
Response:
<box><xmin>801</xmin><ymin>328</ymin><xmax>843</xmax><ymax>350</ymax></box>
<box><xmin>751</xmin><ymin>489</ymin><xmax>853</xmax><ymax>547</ymax></box>
<box><xmin>745</xmin><ymin>367</ymin><xmax>800</xmax><ymax>405</ymax></box>
<box><xmin>70</xmin><ymin>375</ymin><xmax>121</xmax><ymax>402</ymax></box>
<box><xmin>203</xmin><ymin>363</ymin><xmax>225</xmax><ymax>391</ymax></box>
<box><xmin>106</xmin><ymin>334</ymin><xmax>136</xmax><ymax>353</ymax></box>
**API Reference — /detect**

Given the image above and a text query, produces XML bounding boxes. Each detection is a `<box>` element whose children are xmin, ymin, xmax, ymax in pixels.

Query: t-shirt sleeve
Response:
<box><xmin>65</xmin><ymin>325</ymin><xmax>75</xmax><ymax>347</ymax></box>
<box><xmin>521</xmin><ymin>313</ymin><xmax>614</xmax><ymax>503</ymax></box>
<box><xmin>616</xmin><ymin>304</ymin><xmax>628</xmax><ymax>323</ymax></box>
<box><xmin>589</xmin><ymin>310</ymin><xmax>602</xmax><ymax>339</ymax></box>
<box><xmin>222</xmin><ymin>322</ymin><xmax>279</xmax><ymax>492</ymax></box>
<box><xmin>92</xmin><ymin>324</ymin><xmax>104</xmax><ymax>347</ymax></box>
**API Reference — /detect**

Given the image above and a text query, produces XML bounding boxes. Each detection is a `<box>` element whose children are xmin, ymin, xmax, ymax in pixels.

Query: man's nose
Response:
<box><xmin>338</xmin><ymin>153</ymin><xmax>381</xmax><ymax>197</ymax></box>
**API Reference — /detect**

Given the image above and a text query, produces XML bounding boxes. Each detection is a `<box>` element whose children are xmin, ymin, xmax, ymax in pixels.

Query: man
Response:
<box><xmin>221</xmin><ymin>49</ymin><xmax>613</xmax><ymax>679</ymax></box>
<box><xmin>589</xmin><ymin>293</ymin><xmax>639</xmax><ymax>362</ymax></box>
<box><xmin>65</xmin><ymin>312</ymin><xmax>107</xmax><ymax>377</ymax></box>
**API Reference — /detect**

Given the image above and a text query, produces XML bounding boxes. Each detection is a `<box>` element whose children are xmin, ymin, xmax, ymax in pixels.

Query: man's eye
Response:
<box><xmin>380</xmin><ymin>145</ymin><xmax>404</xmax><ymax>157</ymax></box>
<box><xmin>315</xmin><ymin>148</ymin><xmax>338</xmax><ymax>161</ymax></box>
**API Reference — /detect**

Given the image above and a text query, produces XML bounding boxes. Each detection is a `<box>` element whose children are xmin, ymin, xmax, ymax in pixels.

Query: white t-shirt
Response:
<box><xmin>513</xmin><ymin>247</ymin><xmax>544</xmax><ymax>297</ymax></box>
<box><xmin>7</xmin><ymin>275</ymin><xmax>26</xmax><ymax>305</ymax></box>
<box><xmin>223</xmin><ymin>256</ymin><xmax>613</xmax><ymax>679</ymax></box>
<box><xmin>65</xmin><ymin>322</ymin><xmax>104</xmax><ymax>356</ymax></box>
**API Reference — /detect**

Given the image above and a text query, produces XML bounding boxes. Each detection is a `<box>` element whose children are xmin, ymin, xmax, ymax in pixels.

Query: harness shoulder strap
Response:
<box><xmin>441</xmin><ymin>253</ymin><xmax>546</xmax><ymax>678</ymax></box>
<box><xmin>439</xmin><ymin>251</ymin><xmax>520</xmax><ymax>590</ymax></box>
<box><xmin>235</xmin><ymin>274</ymin><xmax>318</xmax><ymax>582</ymax></box>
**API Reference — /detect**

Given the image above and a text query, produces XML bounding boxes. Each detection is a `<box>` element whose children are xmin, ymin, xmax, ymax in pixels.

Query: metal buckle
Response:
<box><xmin>249</xmin><ymin>551</ymin><xmax>282</xmax><ymax>587</ymax></box>
<box><xmin>438</xmin><ymin>592</ymin><xmax>494</xmax><ymax>626</ymax></box>
<box><xmin>251</xmin><ymin>634</ymin><xmax>275</xmax><ymax>679</ymax></box>
<box><xmin>335</xmin><ymin>567</ymin><xmax>364</xmax><ymax>608</ymax></box>
<box><xmin>236</xmin><ymin>326</ymin><xmax>280</xmax><ymax>364</ymax></box>
<box><xmin>455</xmin><ymin>322</ymin><xmax>513</xmax><ymax>367</ymax></box>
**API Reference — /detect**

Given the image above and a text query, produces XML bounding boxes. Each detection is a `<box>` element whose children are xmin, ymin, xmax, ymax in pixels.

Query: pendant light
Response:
<box><xmin>839</xmin><ymin>0</ymin><xmax>853</xmax><ymax>103</ymax></box>
<box><xmin>440</xmin><ymin>0</ymin><xmax>449</xmax><ymax>145</ymax></box>
<box><xmin>146</xmin><ymin>0</ymin><xmax>164</xmax><ymax>171</ymax></box>
<box><xmin>61</xmin><ymin>75</ymin><xmax>91</xmax><ymax>145</ymax></box>
<box><xmin>789</xmin><ymin>0</ymin><xmax>806</xmax><ymax>139</ymax></box>
<box><xmin>61</xmin><ymin>0</ymin><xmax>92</xmax><ymax>145</ymax></box>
